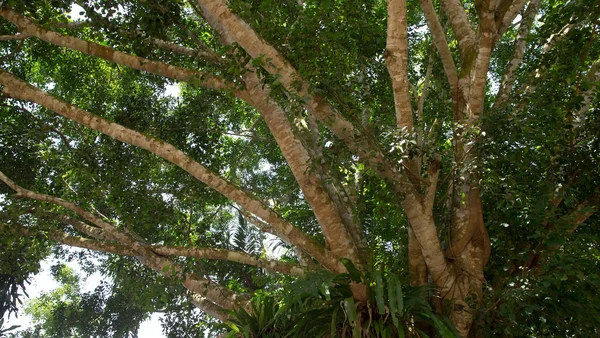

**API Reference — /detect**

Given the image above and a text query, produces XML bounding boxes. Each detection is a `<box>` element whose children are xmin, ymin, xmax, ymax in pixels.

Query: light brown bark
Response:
<box><xmin>402</xmin><ymin>192</ymin><xmax>449</xmax><ymax>286</ymax></box>
<box><xmin>440</xmin><ymin>0</ymin><xmax>477</xmax><ymax>54</ymax></box>
<box><xmin>243</xmin><ymin>72</ymin><xmax>360</xmax><ymax>269</ymax></box>
<box><xmin>1</xmin><ymin>218</ymin><xmax>248</xmax><ymax>313</ymax></box>
<box><xmin>0</xmin><ymin>8</ymin><xmax>230</xmax><ymax>90</ymax></box>
<box><xmin>194</xmin><ymin>0</ymin><xmax>403</xmax><ymax>191</ymax></box>
<box><xmin>497</xmin><ymin>0</ymin><xmax>529</xmax><ymax>38</ymax></box>
<box><xmin>495</xmin><ymin>0</ymin><xmax>541</xmax><ymax>107</ymax></box>
<box><xmin>420</xmin><ymin>0</ymin><xmax>459</xmax><ymax>95</ymax></box>
<box><xmin>190</xmin><ymin>294</ymin><xmax>229</xmax><ymax>322</ymax></box>
<box><xmin>0</xmin><ymin>69</ymin><xmax>342</xmax><ymax>273</ymax></box>
<box><xmin>151</xmin><ymin>246</ymin><xmax>305</xmax><ymax>276</ymax></box>
<box><xmin>386</xmin><ymin>0</ymin><xmax>414</xmax><ymax>131</ymax></box>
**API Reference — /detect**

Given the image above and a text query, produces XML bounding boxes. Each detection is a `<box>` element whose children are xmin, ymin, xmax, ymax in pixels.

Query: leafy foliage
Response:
<box><xmin>223</xmin><ymin>262</ymin><xmax>458</xmax><ymax>338</ymax></box>
<box><xmin>0</xmin><ymin>0</ymin><xmax>598</xmax><ymax>337</ymax></box>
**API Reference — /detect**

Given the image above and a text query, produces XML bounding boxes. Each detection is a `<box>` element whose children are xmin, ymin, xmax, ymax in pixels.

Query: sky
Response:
<box><xmin>3</xmin><ymin>255</ymin><xmax>166</xmax><ymax>337</ymax></box>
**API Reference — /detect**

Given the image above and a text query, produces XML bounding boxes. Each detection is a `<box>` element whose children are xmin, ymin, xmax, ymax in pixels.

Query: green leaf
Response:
<box><xmin>394</xmin><ymin>276</ymin><xmax>404</xmax><ymax>314</ymax></box>
<box><xmin>342</xmin><ymin>296</ymin><xmax>357</xmax><ymax>323</ymax></box>
<box><xmin>386</xmin><ymin>274</ymin><xmax>399</xmax><ymax>327</ymax></box>
<box><xmin>341</xmin><ymin>258</ymin><xmax>363</xmax><ymax>283</ymax></box>
<box><xmin>330</xmin><ymin>305</ymin><xmax>339</xmax><ymax>337</ymax></box>
<box><xmin>373</xmin><ymin>270</ymin><xmax>385</xmax><ymax>314</ymax></box>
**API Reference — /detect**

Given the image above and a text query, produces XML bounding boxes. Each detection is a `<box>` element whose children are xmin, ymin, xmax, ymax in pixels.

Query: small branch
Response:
<box><xmin>0</xmin><ymin>170</ymin><xmax>149</xmax><ymax>252</ymax></box>
<box><xmin>2</xmin><ymin>195</ymin><xmax>252</xmax><ymax>316</ymax></box>
<box><xmin>418</xmin><ymin>43</ymin><xmax>435</xmax><ymax>123</ymax></box>
<box><xmin>0</xmin><ymin>32</ymin><xmax>30</xmax><ymax>40</ymax></box>
<box><xmin>0</xmin><ymin>7</ymin><xmax>231</xmax><ymax>90</ymax></box>
<box><xmin>513</xmin><ymin>21</ymin><xmax>577</xmax><ymax>101</ymax></box>
<box><xmin>424</xmin><ymin>154</ymin><xmax>441</xmax><ymax>212</ymax></box>
<box><xmin>151</xmin><ymin>246</ymin><xmax>306</xmax><ymax>276</ymax></box>
<box><xmin>0</xmin><ymin>69</ymin><xmax>338</xmax><ymax>273</ymax></box>
<box><xmin>50</xmin><ymin>21</ymin><xmax>90</xmax><ymax>29</ymax></box>
<box><xmin>497</xmin><ymin>0</ymin><xmax>529</xmax><ymax>39</ymax></box>
<box><xmin>147</xmin><ymin>36</ymin><xmax>222</xmax><ymax>64</ymax></box>
<box><xmin>1</xmin><ymin>222</ymin><xmax>137</xmax><ymax>257</ymax></box>
<box><xmin>562</xmin><ymin>195</ymin><xmax>599</xmax><ymax>234</ymax></box>
<box><xmin>574</xmin><ymin>61</ymin><xmax>600</xmax><ymax>125</ymax></box>
<box><xmin>419</xmin><ymin>0</ymin><xmax>459</xmax><ymax>95</ymax></box>
<box><xmin>494</xmin><ymin>0</ymin><xmax>540</xmax><ymax>108</ymax></box>
<box><xmin>0</xmin><ymin>38</ymin><xmax>25</xmax><ymax>62</ymax></box>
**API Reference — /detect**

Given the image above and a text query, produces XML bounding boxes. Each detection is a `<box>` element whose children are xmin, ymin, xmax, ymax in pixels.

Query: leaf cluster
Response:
<box><xmin>222</xmin><ymin>260</ymin><xmax>458</xmax><ymax>338</ymax></box>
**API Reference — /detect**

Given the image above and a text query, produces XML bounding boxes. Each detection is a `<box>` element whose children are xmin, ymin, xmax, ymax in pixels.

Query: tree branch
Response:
<box><xmin>439</xmin><ymin>0</ymin><xmax>477</xmax><ymax>54</ymax></box>
<box><xmin>496</xmin><ymin>0</ymin><xmax>529</xmax><ymax>39</ymax></box>
<box><xmin>402</xmin><ymin>192</ymin><xmax>450</xmax><ymax>287</ymax></box>
<box><xmin>243</xmin><ymin>71</ymin><xmax>359</xmax><ymax>269</ymax></box>
<box><xmin>0</xmin><ymin>69</ymin><xmax>341</xmax><ymax>273</ymax></box>
<box><xmin>494</xmin><ymin>0</ymin><xmax>540</xmax><ymax>107</ymax></box>
<box><xmin>418</xmin><ymin>44</ymin><xmax>435</xmax><ymax>124</ymax></box>
<box><xmin>189</xmin><ymin>294</ymin><xmax>229</xmax><ymax>322</ymax></box>
<box><xmin>194</xmin><ymin>0</ymin><xmax>404</xmax><ymax>192</ymax></box>
<box><xmin>419</xmin><ymin>0</ymin><xmax>459</xmax><ymax>96</ymax></box>
<box><xmin>0</xmin><ymin>170</ymin><xmax>142</xmax><ymax>249</ymax></box>
<box><xmin>1</xmin><ymin>175</ymin><xmax>251</xmax><ymax>315</ymax></box>
<box><xmin>575</xmin><ymin>61</ymin><xmax>600</xmax><ymax>124</ymax></box>
<box><xmin>151</xmin><ymin>246</ymin><xmax>305</xmax><ymax>276</ymax></box>
<box><xmin>386</xmin><ymin>0</ymin><xmax>414</xmax><ymax>132</ymax></box>
<box><xmin>562</xmin><ymin>195</ymin><xmax>599</xmax><ymax>234</ymax></box>
<box><xmin>0</xmin><ymin>7</ymin><xmax>230</xmax><ymax>90</ymax></box>
<box><xmin>49</xmin><ymin>213</ymin><xmax>114</xmax><ymax>241</ymax></box>
<box><xmin>1</xmin><ymin>222</ymin><xmax>137</xmax><ymax>257</ymax></box>
<box><xmin>424</xmin><ymin>154</ymin><xmax>442</xmax><ymax>212</ymax></box>
<box><xmin>0</xmin><ymin>32</ymin><xmax>30</xmax><ymax>40</ymax></box>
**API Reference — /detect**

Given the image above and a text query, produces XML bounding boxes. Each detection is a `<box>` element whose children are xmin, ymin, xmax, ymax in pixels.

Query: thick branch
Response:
<box><xmin>243</xmin><ymin>72</ymin><xmax>358</xmax><ymax>268</ymax></box>
<box><xmin>386</xmin><ymin>0</ymin><xmax>414</xmax><ymax>131</ymax></box>
<box><xmin>0</xmin><ymin>70</ymin><xmax>340</xmax><ymax>273</ymax></box>
<box><xmin>439</xmin><ymin>0</ymin><xmax>477</xmax><ymax>54</ymax></box>
<box><xmin>466</xmin><ymin>36</ymin><xmax>495</xmax><ymax>120</ymax></box>
<box><xmin>190</xmin><ymin>294</ymin><xmax>229</xmax><ymax>322</ymax></box>
<box><xmin>0</xmin><ymin>8</ymin><xmax>229</xmax><ymax>90</ymax></box>
<box><xmin>183</xmin><ymin>277</ymin><xmax>250</xmax><ymax>313</ymax></box>
<box><xmin>51</xmin><ymin>213</ymin><xmax>114</xmax><ymax>241</ymax></box>
<box><xmin>402</xmin><ymin>193</ymin><xmax>449</xmax><ymax>286</ymax></box>
<box><xmin>194</xmin><ymin>0</ymin><xmax>403</xmax><ymax>191</ymax></box>
<box><xmin>408</xmin><ymin>227</ymin><xmax>428</xmax><ymax>286</ymax></box>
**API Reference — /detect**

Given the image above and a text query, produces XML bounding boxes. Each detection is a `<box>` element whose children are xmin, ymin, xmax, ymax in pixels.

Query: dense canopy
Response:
<box><xmin>0</xmin><ymin>0</ymin><xmax>598</xmax><ymax>337</ymax></box>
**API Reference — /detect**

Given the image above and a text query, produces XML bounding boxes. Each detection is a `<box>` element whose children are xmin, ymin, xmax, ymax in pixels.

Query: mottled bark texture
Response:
<box><xmin>2</xmin><ymin>1</ymin><xmax>595</xmax><ymax>336</ymax></box>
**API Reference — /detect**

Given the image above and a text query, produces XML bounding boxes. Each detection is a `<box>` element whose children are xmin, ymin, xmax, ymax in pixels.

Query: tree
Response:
<box><xmin>0</xmin><ymin>0</ymin><xmax>598</xmax><ymax>336</ymax></box>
